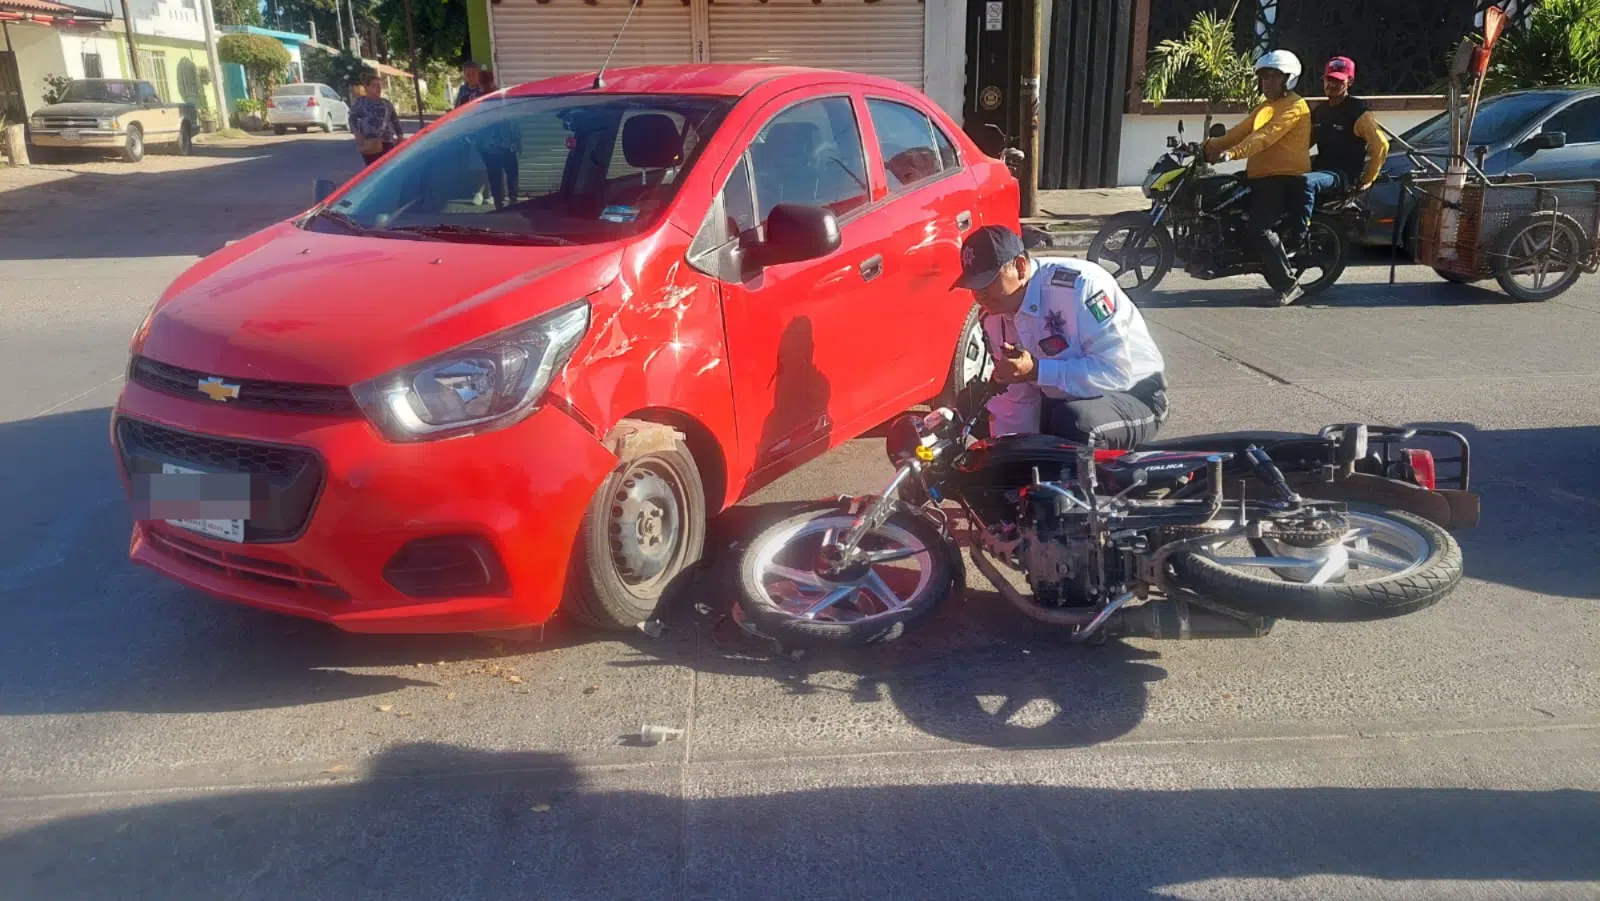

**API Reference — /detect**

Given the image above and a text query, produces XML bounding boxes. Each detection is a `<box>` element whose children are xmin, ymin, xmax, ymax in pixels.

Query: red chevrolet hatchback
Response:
<box><xmin>112</xmin><ymin>64</ymin><xmax>1020</xmax><ymax>634</ymax></box>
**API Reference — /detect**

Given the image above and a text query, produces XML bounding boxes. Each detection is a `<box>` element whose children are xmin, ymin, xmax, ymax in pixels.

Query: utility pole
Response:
<box><xmin>1017</xmin><ymin>0</ymin><xmax>1042</xmax><ymax>217</ymax></box>
<box><xmin>119</xmin><ymin>0</ymin><xmax>142</xmax><ymax>79</ymax></box>
<box><xmin>198</xmin><ymin>0</ymin><xmax>229</xmax><ymax>130</ymax></box>
<box><xmin>335</xmin><ymin>0</ymin><xmax>344</xmax><ymax>51</ymax></box>
<box><xmin>400</xmin><ymin>0</ymin><xmax>425</xmax><ymax>127</ymax></box>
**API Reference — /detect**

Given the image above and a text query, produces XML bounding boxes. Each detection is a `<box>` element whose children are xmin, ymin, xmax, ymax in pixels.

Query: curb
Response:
<box><xmin>1022</xmin><ymin>224</ymin><xmax>1097</xmax><ymax>251</ymax></box>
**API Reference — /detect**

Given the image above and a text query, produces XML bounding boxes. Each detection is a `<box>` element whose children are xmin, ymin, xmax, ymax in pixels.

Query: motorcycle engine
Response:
<box><xmin>1015</xmin><ymin>482</ymin><xmax>1106</xmax><ymax>609</ymax></box>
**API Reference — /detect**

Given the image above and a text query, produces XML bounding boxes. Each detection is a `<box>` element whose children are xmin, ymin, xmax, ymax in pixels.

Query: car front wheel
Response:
<box><xmin>121</xmin><ymin>125</ymin><xmax>144</xmax><ymax>163</ymax></box>
<box><xmin>564</xmin><ymin>419</ymin><xmax>708</xmax><ymax>630</ymax></box>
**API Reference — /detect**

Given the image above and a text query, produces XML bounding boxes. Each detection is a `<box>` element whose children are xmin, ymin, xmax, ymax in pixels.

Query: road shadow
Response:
<box><xmin>2</xmin><ymin>741</ymin><xmax>1596</xmax><ymax>900</ymax></box>
<box><xmin>0</xmin><ymin>136</ymin><xmax>365</xmax><ymax>261</ymax></box>
<box><xmin>1137</xmin><ymin>279</ymin><xmax>1515</xmax><ymax>310</ymax></box>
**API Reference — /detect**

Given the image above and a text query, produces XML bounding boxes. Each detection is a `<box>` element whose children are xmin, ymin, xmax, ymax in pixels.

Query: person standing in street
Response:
<box><xmin>455</xmin><ymin>60</ymin><xmax>484</xmax><ymax>109</ymax></box>
<box><xmin>350</xmin><ymin>75</ymin><xmax>403</xmax><ymax>167</ymax></box>
<box><xmin>1305</xmin><ymin>56</ymin><xmax>1391</xmax><ymax>214</ymax></box>
<box><xmin>1202</xmin><ymin>50</ymin><xmax>1314</xmax><ymax>306</ymax></box>
<box><xmin>472</xmin><ymin>70</ymin><xmax>521</xmax><ymax>210</ymax></box>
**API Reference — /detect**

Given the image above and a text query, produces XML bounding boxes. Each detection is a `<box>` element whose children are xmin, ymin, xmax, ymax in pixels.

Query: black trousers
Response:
<box><xmin>1248</xmin><ymin>175</ymin><xmax>1305</xmax><ymax>292</ymax></box>
<box><xmin>480</xmin><ymin>149</ymin><xmax>519</xmax><ymax>208</ymax></box>
<box><xmin>1040</xmin><ymin>374</ymin><xmax>1170</xmax><ymax>450</ymax></box>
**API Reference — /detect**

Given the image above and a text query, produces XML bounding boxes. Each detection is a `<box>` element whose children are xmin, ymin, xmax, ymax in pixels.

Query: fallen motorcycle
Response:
<box><xmin>733</xmin><ymin>378</ymin><xmax>1479</xmax><ymax>648</ymax></box>
<box><xmin>1087</xmin><ymin>121</ymin><xmax>1363</xmax><ymax>299</ymax></box>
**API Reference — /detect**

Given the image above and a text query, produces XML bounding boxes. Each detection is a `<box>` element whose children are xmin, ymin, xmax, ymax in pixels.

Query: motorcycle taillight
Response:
<box><xmin>1403</xmin><ymin>448</ymin><xmax>1436</xmax><ymax>491</ymax></box>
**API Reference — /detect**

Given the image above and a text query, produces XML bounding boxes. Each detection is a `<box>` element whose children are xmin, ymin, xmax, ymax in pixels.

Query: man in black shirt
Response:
<box><xmin>1303</xmin><ymin>56</ymin><xmax>1390</xmax><ymax>227</ymax></box>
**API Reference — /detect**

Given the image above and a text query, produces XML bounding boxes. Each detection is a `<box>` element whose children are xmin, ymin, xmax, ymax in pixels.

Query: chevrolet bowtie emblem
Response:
<box><xmin>197</xmin><ymin>376</ymin><xmax>241</xmax><ymax>402</ymax></box>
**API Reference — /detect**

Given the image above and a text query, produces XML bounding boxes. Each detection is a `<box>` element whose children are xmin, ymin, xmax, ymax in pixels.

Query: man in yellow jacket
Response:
<box><xmin>1203</xmin><ymin>50</ymin><xmax>1313</xmax><ymax>306</ymax></box>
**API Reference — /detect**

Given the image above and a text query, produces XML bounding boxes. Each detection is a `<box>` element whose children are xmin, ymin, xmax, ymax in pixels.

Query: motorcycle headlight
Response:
<box><xmin>353</xmin><ymin>299</ymin><xmax>590</xmax><ymax>442</ymax></box>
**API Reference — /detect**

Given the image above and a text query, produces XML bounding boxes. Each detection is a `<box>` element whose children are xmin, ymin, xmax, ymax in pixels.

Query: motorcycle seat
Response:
<box><xmin>1137</xmin><ymin>431</ymin><xmax>1315</xmax><ymax>455</ymax></box>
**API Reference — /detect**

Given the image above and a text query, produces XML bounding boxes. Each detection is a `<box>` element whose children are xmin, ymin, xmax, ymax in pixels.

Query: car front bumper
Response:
<box><xmin>30</xmin><ymin>129</ymin><xmax>127</xmax><ymax>149</ymax></box>
<box><xmin>111</xmin><ymin>381</ymin><xmax>618</xmax><ymax>633</ymax></box>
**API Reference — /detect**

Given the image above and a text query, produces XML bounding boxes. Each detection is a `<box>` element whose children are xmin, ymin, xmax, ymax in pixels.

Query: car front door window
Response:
<box><xmin>745</xmin><ymin>96</ymin><xmax>871</xmax><ymax>222</ymax></box>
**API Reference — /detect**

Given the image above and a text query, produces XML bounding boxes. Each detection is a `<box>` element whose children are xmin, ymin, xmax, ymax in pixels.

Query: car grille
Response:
<box><xmin>129</xmin><ymin>356</ymin><xmax>359</xmax><ymax>416</ymax></box>
<box><xmin>115</xmin><ymin>417</ymin><xmax>325</xmax><ymax>541</ymax></box>
<box><xmin>38</xmin><ymin>116</ymin><xmax>101</xmax><ymax>128</ymax></box>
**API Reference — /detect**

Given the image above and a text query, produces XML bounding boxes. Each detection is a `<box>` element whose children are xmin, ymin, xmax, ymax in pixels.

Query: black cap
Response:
<box><xmin>953</xmin><ymin>225</ymin><xmax>1026</xmax><ymax>290</ymax></box>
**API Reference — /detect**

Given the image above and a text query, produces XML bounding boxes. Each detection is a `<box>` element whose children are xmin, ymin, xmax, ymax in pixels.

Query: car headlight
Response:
<box><xmin>98</xmin><ymin>117</ymin><xmax>117</xmax><ymax>129</ymax></box>
<box><xmin>353</xmin><ymin>299</ymin><xmax>591</xmax><ymax>442</ymax></box>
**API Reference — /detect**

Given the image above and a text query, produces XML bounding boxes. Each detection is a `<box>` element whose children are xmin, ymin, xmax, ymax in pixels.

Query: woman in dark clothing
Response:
<box><xmin>350</xmin><ymin>76</ymin><xmax>404</xmax><ymax>167</ymax></box>
<box><xmin>473</xmin><ymin>69</ymin><xmax>520</xmax><ymax>208</ymax></box>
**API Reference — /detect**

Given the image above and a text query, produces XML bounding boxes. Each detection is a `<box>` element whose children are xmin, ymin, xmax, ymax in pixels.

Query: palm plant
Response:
<box><xmin>1141</xmin><ymin>0</ymin><xmax>1260</xmax><ymax>110</ymax></box>
<box><xmin>1482</xmin><ymin>0</ymin><xmax>1600</xmax><ymax>93</ymax></box>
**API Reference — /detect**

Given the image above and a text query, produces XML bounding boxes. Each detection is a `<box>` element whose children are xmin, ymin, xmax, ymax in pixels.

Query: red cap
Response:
<box><xmin>1325</xmin><ymin>57</ymin><xmax>1356</xmax><ymax>83</ymax></box>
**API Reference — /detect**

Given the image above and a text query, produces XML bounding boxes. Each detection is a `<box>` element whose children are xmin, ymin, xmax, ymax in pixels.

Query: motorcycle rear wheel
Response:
<box><xmin>1168</xmin><ymin>507</ymin><xmax>1462</xmax><ymax>622</ymax></box>
<box><xmin>1293</xmin><ymin>214</ymin><xmax>1350</xmax><ymax>296</ymax></box>
<box><xmin>735</xmin><ymin>503</ymin><xmax>957</xmax><ymax>646</ymax></box>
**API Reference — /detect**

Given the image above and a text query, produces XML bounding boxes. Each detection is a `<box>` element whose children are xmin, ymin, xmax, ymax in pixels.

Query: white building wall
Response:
<box><xmin>128</xmin><ymin>0</ymin><xmax>208</xmax><ymax>44</ymax></box>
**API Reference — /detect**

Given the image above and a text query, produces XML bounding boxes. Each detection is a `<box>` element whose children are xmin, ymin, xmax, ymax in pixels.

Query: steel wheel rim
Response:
<box><xmin>1194</xmin><ymin>512</ymin><xmax>1432</xmax><ymax>585</ymax></box>
<box><xmin>959</xmin><ymin>317</ymin><xmax>993</xmax><ymax>389</ymax></box>
<box><xmin>748</xmin><ymin>514</ymin><xmax>935</xmax><ymax>625</ymax></box>
<box><xmin>608</xmin><ymin>460</ymin><xmax>688</xmax><ymax>592</ymax></box>
<box><xmin>1505</xmin><ymin>222</ymin><xmax>1580</xmax><ymax>295</ymax></box>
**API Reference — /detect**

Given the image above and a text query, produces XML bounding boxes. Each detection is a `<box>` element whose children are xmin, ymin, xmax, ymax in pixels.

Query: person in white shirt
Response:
<box><xmin>953</xmin><ymin>225</ymin><xmax>1170</xmax><ymax>448</ymax></box>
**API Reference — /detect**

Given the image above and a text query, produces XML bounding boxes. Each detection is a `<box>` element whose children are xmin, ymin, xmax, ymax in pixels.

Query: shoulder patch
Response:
<box><xmin>1038</xmin><ymin>334</ymin><xmax>1069</xmax><ymax>356</ymax></box>
<box><xmin>1084</xmin><ymin>288</ymin><xmax>1116</xmax><ymax>324</ymax></box>
<box><xmin>1049</xmin><ymin>267</ymin><xmax>1078</xmax><ymax>288</ymax></box>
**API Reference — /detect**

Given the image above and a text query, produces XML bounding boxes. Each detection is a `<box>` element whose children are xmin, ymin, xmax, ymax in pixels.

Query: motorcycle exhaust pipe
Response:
<box><xmin>1112</xmin><ymin>598</ymin><xmax>1273</xmax><ymax>640</ymax></box>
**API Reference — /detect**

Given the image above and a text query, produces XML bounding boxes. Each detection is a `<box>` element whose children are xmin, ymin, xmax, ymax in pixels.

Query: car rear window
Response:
<box><xmin>310</xmin><ymin>93</ymin><xmax>737</xmax><ymax>245</ymax></box>
<box><xmin>275</xmin><ymin>85</ymin><xmax>318</xmax><ymax>96</ymax></box>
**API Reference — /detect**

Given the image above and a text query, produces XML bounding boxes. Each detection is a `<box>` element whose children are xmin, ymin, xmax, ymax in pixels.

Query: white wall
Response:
<box><xmin>922</xmin><ymin>0</ymin><xmax>964</xmax><ymax>122</ymax></box>
<box><xmin>1115</xmin><ymin>109</ymin><xmax>1443</xmax><ymax>187</ymax></box>
<box><xmin>128</xmin><ymin>0</ymin><xmax>207</xmax><ymax>44</ymax></box>
<box><xmin>8</xmin><ymin>24</ymin><xmax>66</xmax><ymax>115</ymax></box>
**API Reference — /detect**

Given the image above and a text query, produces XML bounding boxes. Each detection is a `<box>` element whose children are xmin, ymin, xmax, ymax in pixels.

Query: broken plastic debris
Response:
<box><xmin>530</xmin><ymin>802</ymin><xmax>552</xmax><ymax>813</ymax></box>
<box><xmin>637</xmin><ymin>619</ymin><xmax>664</xmax><ymax>638</ymax></box>
<box><xmin>638</xmin><ymin>724</ymin><xmax>684</xmax><ymax>746</ymax></box>
<box><xmin>694</xmin><ymin>603</ymin><xmax>712</xmax><ymax>616</ymax></box>
<box><xmin>377</xmin><ymin>704</ymin><xmax>393</xmax><ymax>712</ymax></box>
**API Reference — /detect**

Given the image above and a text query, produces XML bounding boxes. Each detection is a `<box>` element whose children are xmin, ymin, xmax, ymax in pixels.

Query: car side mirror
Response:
<box><xmin>313</xmin><ymin>178</ymin><xmax>336</xmax><ymax>203</ymax></box>
<box><xmin>1523</xmin><ymin>130</ymin><xmax>1566</xmax><ymax>152</ymax></box>
<box><xmin>746</xmin><ymin>203</ymin><xmax>841</xmax><ymax>268</ymax></box>
<box><xmin>1209</xmin><ymin>123</ymin><xmax>1228</xmax><ymax>139</ymax></box>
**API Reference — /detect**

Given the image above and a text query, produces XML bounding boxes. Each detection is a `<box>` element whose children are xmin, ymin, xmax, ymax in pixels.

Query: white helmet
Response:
<box><xmin>1254</xmin><ymin>49</ymin><xmax>1303</xmax><ymax>91</ymax></box>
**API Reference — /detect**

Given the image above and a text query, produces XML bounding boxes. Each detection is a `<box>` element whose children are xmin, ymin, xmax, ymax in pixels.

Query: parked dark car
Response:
<box><xmin>1360</xmin><ymin>86</ymin><xmax>1600</xmax><ymax>248</ymax></box>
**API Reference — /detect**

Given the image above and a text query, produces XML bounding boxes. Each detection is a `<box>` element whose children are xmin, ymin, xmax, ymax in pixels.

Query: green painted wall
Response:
<box><xmin>469</xmin><ymin>0</ymin><xmax>492</xmax><ymax>65</ymax></box>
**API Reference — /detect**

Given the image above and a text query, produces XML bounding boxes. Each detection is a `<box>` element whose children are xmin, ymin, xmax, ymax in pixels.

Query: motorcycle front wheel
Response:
<box><xmin>735</xmin><ymin>503</ymin><xmax>957</xmax><ymax>646</ymax></box>
<box><xmin>1087</xmin><ymin>211</ymin><xmax>1175</xmax><ymax>298</ymax></box>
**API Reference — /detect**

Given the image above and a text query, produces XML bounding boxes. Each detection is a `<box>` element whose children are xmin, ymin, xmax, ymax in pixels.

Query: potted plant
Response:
<box><xmin>1140</xmin><ymin>0</ymin><xmax>1260</xmax><ymax>131</ymax></box>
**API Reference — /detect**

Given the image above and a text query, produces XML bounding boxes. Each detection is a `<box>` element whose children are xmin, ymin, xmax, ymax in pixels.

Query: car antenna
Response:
<box><xmin>592</xmin><ymin>0</ymin><xmax>643</xmax><ymax>90</ymax></box>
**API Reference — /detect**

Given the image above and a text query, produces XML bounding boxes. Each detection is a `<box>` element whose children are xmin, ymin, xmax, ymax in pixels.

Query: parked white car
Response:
<box><xmin>266</xmin><ymin>83</ymin><xmax>349</xmax><ymax>135</ymax></box>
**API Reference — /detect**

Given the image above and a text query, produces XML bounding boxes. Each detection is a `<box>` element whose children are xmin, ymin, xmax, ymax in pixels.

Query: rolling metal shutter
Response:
<box><xmin>706</xmin><ymin>0</ymin><xmax>925</xmax><ymax>91</ymax></box>
<box><xmin>489</xmin><ymin>0</ymin><xmax>696</xmax><ymax>88</ymax></box>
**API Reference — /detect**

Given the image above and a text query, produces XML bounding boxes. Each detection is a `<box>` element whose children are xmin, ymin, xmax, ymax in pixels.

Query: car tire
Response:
<box><xmin>174</xmin><ymin>120</ymin><xmax>193</xmax><ymax>156</ymax></box>
<box><xmin>274</xmin><ymin>125</ymin><xmax>287</xmax><ymax>135</ymax></box>
<box><xmin>932</xmin><ymin>303</ymin><xmax>993</xmax><ymax>408</ymax></box>
<box><xmin>321</xmin><ymin>115</ymin><xmax>333</xmax><ymax>134</ymax></box>
<box><xmin>564</xmin><ymin>418</ymin><xmax>708</xmax><ymax>631</ymax></box>
<box><xmin>121</xmin><ymin>125</ymin><xmax>144</xmax><ymax>163</ymax></box>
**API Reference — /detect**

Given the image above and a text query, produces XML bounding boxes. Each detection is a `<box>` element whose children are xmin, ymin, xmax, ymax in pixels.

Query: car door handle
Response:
<box><xmin>956</xmin><ymin>211</ymin><xmax>972</xmax><ymax>231</ymax></box>
<box><xmin>859</xmin><ymin>255</ymin><xmax>883</xmax><ymax>281</ymax></box>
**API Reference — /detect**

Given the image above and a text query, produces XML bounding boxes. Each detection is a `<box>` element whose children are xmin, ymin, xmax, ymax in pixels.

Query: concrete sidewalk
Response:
<box><xmin>1022</xmin><ymin>186</ymin><xmax>1147</xmax><ymax>250</ymax></box>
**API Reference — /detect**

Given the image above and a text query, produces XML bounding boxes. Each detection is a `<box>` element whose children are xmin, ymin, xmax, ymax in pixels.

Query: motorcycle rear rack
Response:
<box><xmin>1319</xmin><ymin>423</ymin><xmax>1471</xmax><ymax>492</ymax></box>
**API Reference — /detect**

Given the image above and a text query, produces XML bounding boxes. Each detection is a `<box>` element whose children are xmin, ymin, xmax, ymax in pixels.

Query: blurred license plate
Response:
<box><xmin>61</xmin><ymin>129</ymin><xmax>80</xmax><ymax>140</ymax></box>
<box><xmin>161</xmin><ymin>463</ymin><xmax>245</xmax><ymax>543</ymax></box>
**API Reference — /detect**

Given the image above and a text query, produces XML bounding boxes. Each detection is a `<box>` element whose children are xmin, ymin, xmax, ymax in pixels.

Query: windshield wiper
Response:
<box><xmin>309</xmin><ymin>208</ymin><xmax>374</xmax><ymax>234</ymax></box>
<box><xmin>383</xmin><ymin>224</ymin><xmax>575</xmax><ymax>246</ymax></box>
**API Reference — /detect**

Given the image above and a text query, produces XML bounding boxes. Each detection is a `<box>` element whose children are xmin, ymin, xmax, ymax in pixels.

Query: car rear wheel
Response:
<box><xmin>274</xmin><ymin>125</ymin><xmax>287</xmax><ymax>135</ymax></box>
<box><xmin>121</xmin><ymin>125</ymin><xmax>144</xmax><ymax>163</ymax></box>
<box><xmin>564</xmin><ymin>419</ymin><xmax>708</xmax><ymax>630</ymax></box>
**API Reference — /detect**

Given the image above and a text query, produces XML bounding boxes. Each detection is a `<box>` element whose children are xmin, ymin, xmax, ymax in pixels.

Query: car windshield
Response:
<box><xmin>59</xmin><ymin>81</ymin><xmax>139</xmax><ymax>103</ymax></box>
<box><xmin>309</xmin><ymin>93</ymin><xmax>736</xmax><ymax>245</ymax></box>
<box><xmin>275</xmin><ymin>85</ymin><xmax>318</xmax><ymax>96</ymax></box>
<box><xmin>1401</xmin><ymin>91</ymin><xmax>1571</xmax><ymax>147</ymax></box>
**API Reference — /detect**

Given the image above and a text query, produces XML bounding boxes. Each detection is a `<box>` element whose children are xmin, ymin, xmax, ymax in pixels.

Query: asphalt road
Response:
<box><xmin>2</xmin><ymin>133</ymin><xmax>1597</xmax><ymax>901</ymax></box>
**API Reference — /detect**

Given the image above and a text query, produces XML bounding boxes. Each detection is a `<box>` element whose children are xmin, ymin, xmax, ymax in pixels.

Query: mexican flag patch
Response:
<box><xmin>1085</xmin><ymin>289</ymin><xmax>1116</xmax><ymax>323</ymax></box>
